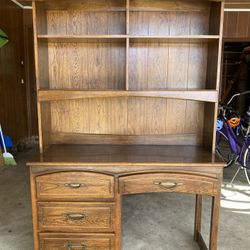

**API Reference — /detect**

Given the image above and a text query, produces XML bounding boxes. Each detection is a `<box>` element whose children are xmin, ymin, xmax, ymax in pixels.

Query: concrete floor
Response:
<box><xmin>0</xmin><ymin>146</ymin><xmax>250</xmax><ymax>250</ymax></box>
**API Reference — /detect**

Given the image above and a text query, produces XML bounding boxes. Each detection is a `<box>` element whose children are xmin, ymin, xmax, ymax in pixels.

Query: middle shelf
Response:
<box><xmin>38</xmin><ymin>90</ymin><xmax>218</xmax><ymax>102</ymax></box>
<box><xmin>36</xmin><ymin>38</ymin><xmax>219</xmax><ymax>91</ymax></box>
<box><xmin>37</xmin><ymin>35</ymin><xmax>220</xmax><ymax>43</ymax></box>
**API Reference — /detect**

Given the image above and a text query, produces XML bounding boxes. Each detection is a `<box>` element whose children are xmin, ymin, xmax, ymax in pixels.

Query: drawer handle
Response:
<box><xmin>64</xmin><ymin>183</ymin><xmax>85</xmax><ymax>189</ymax></box>
<box><xmin>64</xmin><ymin>213</ymin><xmax>86</xmax><ymax>221</ymax></box>
<box><xmin>153</xmin><ymin>181</ymin><xmax>183</xmax><ymax>189</ymax></box>
<box><xmin>65</xmin><ymin>243</ymin><xmax>87</xmax><ymax>250</ymax></box>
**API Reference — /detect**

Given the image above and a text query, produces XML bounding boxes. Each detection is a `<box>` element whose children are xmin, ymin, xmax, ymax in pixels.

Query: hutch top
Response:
<box><xmin>32</xmin><ymin>0</ymin><xmax>224</xmax><ymax>163</ymax></box>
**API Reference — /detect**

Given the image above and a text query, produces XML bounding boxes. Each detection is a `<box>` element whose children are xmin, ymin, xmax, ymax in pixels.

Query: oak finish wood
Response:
<box><xmin>224</xmin><ymin>11</ymin><xmax>250</xmax><ymax>39</ymax></box>
<box><xmin>30</xmin><ymin>1</ymin><xmax>224</xmax><ymax>250</ymax></box>
<box><xmin>35</xmin><ymin>172</ymin><xmax>115</xmax><ymax>201</ymax></box>
<box><xmin>30</xmin><ymin>159</ymin><xmax>223</xmax><ymax>250</ymax></box>
<box><xmin>120</xmin><ymin>173</ymin><xmax>218</xmax><ymax>196</ymax></box>
<box><xmin>194</xmin><ymin>195</ymin><xmax>202</xmax><ymax>241</ymax></box>
<box><xmin>38</xmin><ymin>202</ymin><xmax>115</xmax><ymax>233</ymax></box>
<box><xmin>49</xmin><ymin>132</ymin><xmax>203</xmax><ymax>146</ymax></box>
<box><xmin>38</xmin><ymin>90</ymin><xmax>218</xmax><ymax>102</ymax></box>
<box><xmin>39</xmin><ymin>233</ymin><xmax>115</xmax><ymax>250</ymax></box>
<box><xmin>32</xmin><ymin>0</ymin><xmax>224</xmax><ymax>151</ymax></box>
<box><xmin>28</xmin><ymin>144</ymin><xmax>223</xmax><ymax>166</ymax></box>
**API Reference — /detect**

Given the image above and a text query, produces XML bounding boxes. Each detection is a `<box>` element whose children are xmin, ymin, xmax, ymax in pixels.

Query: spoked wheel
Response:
<box><xmin>243</xmin><ymin>147</ymin><xmax>250</xmax><ymax>185</ymax></box>
<box><xmin>216</xmin><ymin>131</ymin><xmax>235</xmax><ymax>167</ymax></box>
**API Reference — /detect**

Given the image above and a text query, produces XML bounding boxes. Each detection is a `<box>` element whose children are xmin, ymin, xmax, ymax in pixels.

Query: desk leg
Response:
<box><xmin>194</xmin><ymin>194</ymin><xmax>202</xmax><ymax>241</ymax></box>
<box><xmin>115</xmin><ymin>179</ymin><xmax>122</xmax><ymax>250</ymax></box>
<box><xmin>209</xmin><ymin>194</ymin><xmax>221</xmax><ymax>250</ymax></box>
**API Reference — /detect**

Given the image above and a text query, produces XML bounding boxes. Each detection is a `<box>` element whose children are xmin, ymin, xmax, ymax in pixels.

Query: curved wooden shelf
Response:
<box><xmin>38</xmin><ymin>90</ymin><xmax>218</xmax><ymax>102</ymax></box>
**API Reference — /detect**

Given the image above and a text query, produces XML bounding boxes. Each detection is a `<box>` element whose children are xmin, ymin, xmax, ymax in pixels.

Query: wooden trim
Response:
<box><xmin>223</xmin><ymin>37</ymin><xmax>250</xmax><ymax>42</ymax></box>
<box><xmin>125</xmin><ymin>0</ymin><xmax>130</xmax><ymax>90</ymax></box>
<box><xmin>37</xmin><ymin>35</ymin><xmax>127</xmax><ymax>43</ymax></box>
<box><xmin>37</xmin><ymin>34</ymin><xmax>220</xmax><ymax>43</ymax></box>
<box><xmin>29</xmin><ymin>167</ymin><xmax>39</xmax><ymax>250</ymax></box>
<box><xmin>216</xmin><ymin>1</ymin><xmax>224</xmax><ymax>91</ymax></box>
<box><xmin>126</xmin><ymin>38</ymin><xmax>129</xmax><ymax>90</ymax></box>
<box><xmin>38</xmin><ymin>90</ymin><xmax>219</xmax><ymax>102</ymax></box>
<box><xmin>32</xmin><ymin>2</ymin><xmax>43</xmax><ymax>153</ymax></box>
<box><xmin>211</xmin><ymin>102</ymin><xmax>219</xmax><ymax>154</ymax></box>
<box><xmin>129</xmin><ymin>35</ymin><xmax>219</xmax><ymax>43</ymax></box>
<box><xmin>126</xmin><ymin>0</ymin><xmax>129</xmax><ymax>35</ymax></box>
<box><xmin>225</xmin><ymin>8</ymin><xmax>250</xmax><ymax>12</ymax></box>
<box><xmin>212</xmin><ymin>2</ymin><xmax>224</xmax><ymax>153</ymax></box>
<box><xmin>50</xmin><ymin>132</ymin><xmax>203</xmax><ymax>146</ymax></box>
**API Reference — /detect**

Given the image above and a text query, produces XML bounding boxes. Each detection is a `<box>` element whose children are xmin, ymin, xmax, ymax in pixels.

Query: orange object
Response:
<box><xmin>228</xmin><ymin>117</ymin><xmax>241</xmax><ymax>127</ymax></box>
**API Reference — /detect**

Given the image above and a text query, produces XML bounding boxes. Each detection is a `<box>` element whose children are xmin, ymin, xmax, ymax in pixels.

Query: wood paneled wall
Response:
<box><xmin>23</xmin><ymin>9</ymin><xmax>38</xmax><ymax>137</ymax></box>
<box><xmin>224</xmin><ymin>11</ymin><xmax>250</xmax><ymax>39</ymax></box>
<box><xmin>0</xmin><ymin>0</ymin><xmax>37</xmax><ymax>143</ymax></box>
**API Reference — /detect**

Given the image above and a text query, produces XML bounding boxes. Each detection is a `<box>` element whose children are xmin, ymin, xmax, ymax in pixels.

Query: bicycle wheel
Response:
<box><xmin>216</xmin><ymin>131</ymin><xmax>234</xmax><ymax>167</ymax></box>
<box><xmin>243</xmin><ymin>147</ymin><xmax>250</xmax><ymax>184</ymax></box>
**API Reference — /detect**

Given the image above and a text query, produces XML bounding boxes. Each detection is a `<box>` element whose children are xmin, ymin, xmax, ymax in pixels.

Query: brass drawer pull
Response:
<box><xmin>65</xmin><ymin>243</ymin><xmax>87</xmax><ymax>250</ymax></box>
<box><xmin>64</xmin><ymin>213</ymin><xmax>86</xmax><ymax>221</ymax></box>
<box><xmin>153</xmin><ymin>181</ymin><xmax>183</xmax><ymax>189</ymax></box>
<box><xmin>64</xmin><ymin>183</ymin><xmax>85</xmax><ymax>189</ymax></box>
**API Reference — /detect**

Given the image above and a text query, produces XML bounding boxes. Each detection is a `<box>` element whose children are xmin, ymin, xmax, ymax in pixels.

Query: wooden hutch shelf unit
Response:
<box><xmin>29</xmin><ymin>1</ymin><xmax>225</xmax><ymax>250</ymax></box>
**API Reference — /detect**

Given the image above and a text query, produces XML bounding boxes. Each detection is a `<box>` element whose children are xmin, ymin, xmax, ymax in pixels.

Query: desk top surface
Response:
<box><xmin>28</xmin><ymin>144</ymin><xmax>224</xmax><ymax>167</ymax></box>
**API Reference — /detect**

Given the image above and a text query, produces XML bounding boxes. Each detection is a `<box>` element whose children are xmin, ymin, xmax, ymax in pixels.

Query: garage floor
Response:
<box><xmin>0</xmin><ymin>146</ymin><xmax>249</xmax><ymax>250</ymax></box>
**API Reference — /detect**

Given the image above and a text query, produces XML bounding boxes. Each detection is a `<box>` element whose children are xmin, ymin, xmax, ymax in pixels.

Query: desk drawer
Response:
<box><xmin>119</xmin><ymin>173</ymin><xmax>218</xmax><ymax>196</ymax></box>
<box><xmin>38</xmin><ymin>202</ymin><xmax>115</xmax><ymax>233</ymax></box>
<box><xmin>36</xmin><ymin>172</ymin><xmax>114</xmax><ymax>201</ymax></box>
<box><xmin>39</xmin><ymin>233</ymin><xmax>115</xmax><ymax>250</ymax></box>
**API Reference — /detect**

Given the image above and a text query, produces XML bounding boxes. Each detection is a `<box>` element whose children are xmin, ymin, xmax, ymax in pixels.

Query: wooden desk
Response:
<box><xmin>28</xmin><ymin>145</ymin><xmax>224</xmax><ymax>250</ymax></box>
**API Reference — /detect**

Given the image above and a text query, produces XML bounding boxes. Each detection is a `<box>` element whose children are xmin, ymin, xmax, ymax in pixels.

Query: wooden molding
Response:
<box><xmin>38</xmin><ymin>90</ymin><xmax>218</xmax><ymax>103</ymax></box>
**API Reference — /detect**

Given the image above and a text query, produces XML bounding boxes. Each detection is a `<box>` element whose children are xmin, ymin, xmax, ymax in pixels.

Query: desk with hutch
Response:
<box><xmin>28</xmin><ymin>0</ymin><xmax>225</xmax><ymax>249</ymax></box>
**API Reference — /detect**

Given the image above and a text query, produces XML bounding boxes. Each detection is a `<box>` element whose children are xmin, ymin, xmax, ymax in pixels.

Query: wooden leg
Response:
<box><xmin>194</xmin><ymin>194</ymin><xmax>202</xmax><ymax>241</ymax></box>
<box><xmin>115</xmin><ymin>179</ymin><xmax>122</xmax><ymax>250</ymax></box>
<box><xmin>209</xmin><ymin>195</ymin><xmax>221</xmax><ymax>250</ymax></box>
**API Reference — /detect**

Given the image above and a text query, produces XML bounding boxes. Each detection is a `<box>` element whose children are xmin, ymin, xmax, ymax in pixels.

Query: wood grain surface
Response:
<box><xmin>36</xmin><ymin>171</ymin><xmax>114</xmax><ymax>201</ymax></box>
<box><xmin>38</xmin><ymin>202</ymin><xmax>115</xmax><ymax>232</ymax></box>
<box><xmin>39</xmin><ymin>233</ymin><xmax>115</xmax><ymax>250</ymax></box>
<box><xmin>28</xmin><ymin>144</ymin><xmax>224</xmax><ymax>166</ymax></box>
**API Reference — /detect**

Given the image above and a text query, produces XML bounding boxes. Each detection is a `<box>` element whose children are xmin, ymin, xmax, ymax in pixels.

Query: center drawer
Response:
<box><xmin>39</xmin><ymin>233</ymin><xmax>115</xmax><ymax>250</ymax></box>
<box><xmin>35</xmin><ymin>172</ymin><xmax>114</xmax><ymax>201</ymax></box>
<box><xmin>38</xmin><ymin>202</ymin><xmax>115</xmax><ymax>233</ymax></box>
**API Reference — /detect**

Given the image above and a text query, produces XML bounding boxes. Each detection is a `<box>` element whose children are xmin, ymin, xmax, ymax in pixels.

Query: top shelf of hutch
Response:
<box><xmin>34</xmin><ymin>0</ymin><xmax>222</xmax><ymax>36</ymax></box>
<box><xmin>34</xmin><ymin>0</ymin><xmax>220</xmax><ymax>12</ymax></box>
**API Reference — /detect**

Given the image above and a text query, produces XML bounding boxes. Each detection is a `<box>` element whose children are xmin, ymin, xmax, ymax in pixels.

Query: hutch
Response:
<box><xmin>28</xmin><ymin>0</ymin><xmax>225</xmax><ymax>249</ymax></box>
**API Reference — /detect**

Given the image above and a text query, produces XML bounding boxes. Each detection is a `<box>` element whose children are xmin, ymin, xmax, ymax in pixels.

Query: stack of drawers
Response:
<box><xmin>32</xmin><ymin>171</ymin><xmax>116</xmax><ymax>250</ymax></box>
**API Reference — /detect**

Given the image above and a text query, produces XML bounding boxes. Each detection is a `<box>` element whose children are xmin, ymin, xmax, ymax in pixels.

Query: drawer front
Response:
<box><xmin>36</xmin><ymin>172</ymin><xmax>114</xmax><ymax>200</ymax></box>
<box><xmin>39</xmin><ymin>233</ymin><xmax>115</xmax><ymax>250</ymax></box>
<box><xmin>38</xmin><ymin>202</ymin><xmax>114</xmax><ymax>232</ymax></box>
<box><xmin>119</xmin><ymin>173</ymin><xmax>218</xmax><ymax>196</ymax></box>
